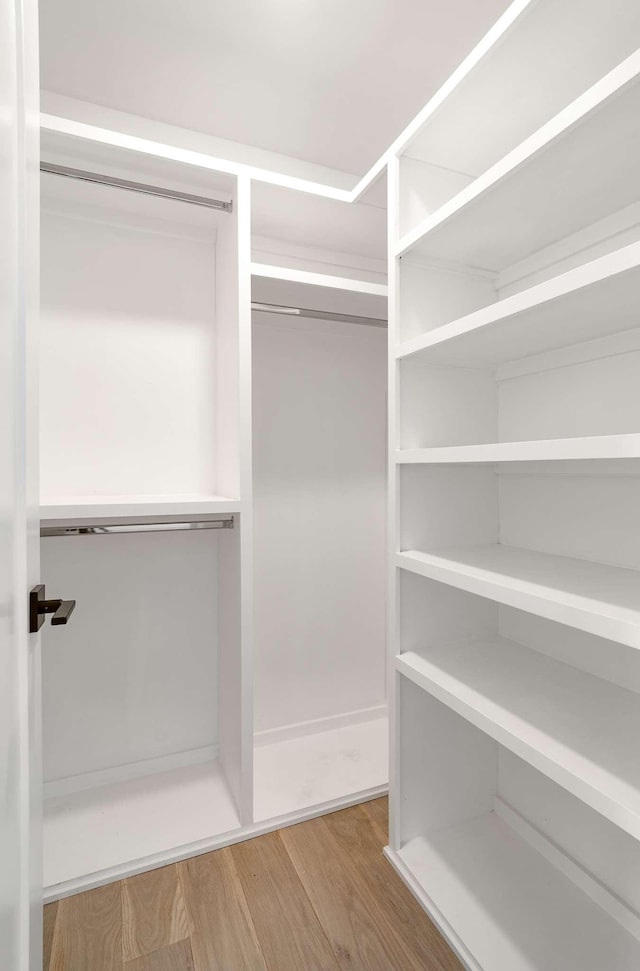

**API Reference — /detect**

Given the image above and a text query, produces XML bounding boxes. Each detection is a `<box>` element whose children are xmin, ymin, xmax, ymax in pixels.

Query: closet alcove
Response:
<box><xmin>38</xmin><ymin>132</ymin><xmax>389</xmax><ymax>897</ymax></box>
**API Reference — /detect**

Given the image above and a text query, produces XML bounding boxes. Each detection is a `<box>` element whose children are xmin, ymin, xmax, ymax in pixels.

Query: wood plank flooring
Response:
<box><xmin>44</xmin><ymin>798</ymin><xmax>462</xmax><ymax>971</ymax></box>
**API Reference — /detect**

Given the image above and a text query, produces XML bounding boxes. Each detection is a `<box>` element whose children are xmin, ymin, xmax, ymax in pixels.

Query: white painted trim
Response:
<box><xmin>254</xmin><ymin>705</ymin><xmax>387</xmax><ymax>748</ymax></box>
<box><xmin>43</xmin><ymin>746</ymin><xmax>219</xmax><ymax>799</ymax></box>
<box><xmin>44</xmin><ymin>785</ymin><xmax>388</xmax><ymax>902</ymax></box>
<box><xmin>494</xmin><ymin>797</ymin><xmax>640</xmax><ymax>943</ymax></box>
<box><xmin>387</xmin><ymin>156</ymin><xmax>402</xmax><ymax>854</ymax></box>
<box><xmin>250</xmin><ymin>263</ymin><xmax>388</xmax><ymax>297</ymax></box>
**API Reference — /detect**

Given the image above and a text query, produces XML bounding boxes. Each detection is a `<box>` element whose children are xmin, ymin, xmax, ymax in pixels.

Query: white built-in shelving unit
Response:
<box><xmin>387</xmin><ymin>1</ymin><xmax>640</xmax><ymax>968</ymax></box>
<box><xmin>39</xmin><ymin>115</ymin><xmax>388</xmax><ymax>898</ymax></box>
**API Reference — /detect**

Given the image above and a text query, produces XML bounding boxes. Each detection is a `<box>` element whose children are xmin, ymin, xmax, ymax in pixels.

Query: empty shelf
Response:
<box><xmin>396</xmin><ymin>53</ymin><xmax>640</xmax><ymax>270</ymax></box>
<box><xmin>251</xmin><ymin>263</ymin><xmax>388</xmax><ymax>296</ymax></box>
<box><xmin>396</xmin><ymin>434</ymin><xmax>640</xmax><ymax>464</ymax></box>
<box><xmin>44</xmin><ymin>760</ymin><xmax>240</xmax><ymax>896</ymax></box>
<box><xmin>395</xmin><ymin>241</ymin><xmax>640</xmax><ymax>368</ymax></box>
<box><xmin>40</xmin><ymin>494</ymin><xmax>241</xmax><ymax>524</ymax></box>
<box><xmin>395</xmin><ymin>545</ymin><xmax>640</xmax><ymax>648</ymax></box>
<box><xmin>389</xmin><ymin>812</ymin><xmax>640</xmax><ymax>971</ymax></box>
<box><xmin>397</xmin><ymin>643</ymin><xmax>640</xmax><ymax>838</ymax></box>
<box><xmin>251</xmin><ymin>263</ymin><xmax>387</xmax><ymax>325</ymax></box>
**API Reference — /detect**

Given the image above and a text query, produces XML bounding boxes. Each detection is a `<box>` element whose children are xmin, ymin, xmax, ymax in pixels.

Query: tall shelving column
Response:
<box><xmin>386</xmin><ymin>2</ymin><xmax>640</xmax><ymax>969</ymax></box>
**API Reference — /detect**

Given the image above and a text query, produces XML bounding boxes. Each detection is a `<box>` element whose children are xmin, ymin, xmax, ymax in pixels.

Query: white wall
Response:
<box><xmin>40</xmin><ymin>186</ymin><xmax>219</xmax><ymax>500</ymax></box>
<box><xmin>252</xmin><ymin>316</ymin><xmax>387</xmax><ymax>732</ymax></box>
<box><xmin>42</xmin><ymin>529</ymin><xmax>219</xmax><ymax>782</ymax></box>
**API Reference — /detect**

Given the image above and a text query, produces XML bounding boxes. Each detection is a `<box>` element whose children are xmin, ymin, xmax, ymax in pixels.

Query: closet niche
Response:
<box><xmin>40</xmin><ymin>161</ymin><xmax>248</xmax><ymax>890</ymax></box>
<box><xmin>37</xmin><ymin>135</ymin><xmax>389</xmax><ymax>898</ymax></box>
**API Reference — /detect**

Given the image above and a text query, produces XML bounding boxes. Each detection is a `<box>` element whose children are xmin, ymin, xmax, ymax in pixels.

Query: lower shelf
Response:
<box><xmin>388</xmin><ymin>810</ymin><xmax>640</xmax><ymax>971</ymax></box>
<box><xmin>44</xmin><ymin>718</ymin><xmax>389</xmax><ymax>897</ymax></box>
<box><xmin>253</xmin><ymin>716</ymin><xmax>388</xmax><ymax>822</ymax></box>
<box><xmin>44</xmin><ymin>759</ymin><xmax>240</xmax><ymax>892</ymax></box>
<box><xmin>396</xmin><ymin>642</ymin><xmax>640</xmax><ymax>840</ymax></box>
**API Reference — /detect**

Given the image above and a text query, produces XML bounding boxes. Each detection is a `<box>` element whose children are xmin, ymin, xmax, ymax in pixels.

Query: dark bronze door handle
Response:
<box><xmin>30</xmin><ymin>584</ymin><xmax>76</xmax><ymax>633</ymax></box>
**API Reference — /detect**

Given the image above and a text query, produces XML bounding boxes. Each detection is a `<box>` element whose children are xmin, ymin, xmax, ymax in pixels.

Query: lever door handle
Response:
<box><xmin>30</xmin><ymin>584</ymin><xmax>76</xmax><ymax>633</ymax></box>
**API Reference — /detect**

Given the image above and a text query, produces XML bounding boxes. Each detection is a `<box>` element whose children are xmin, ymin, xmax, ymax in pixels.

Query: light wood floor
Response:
<box><xmin>44</xmin><ymin>797</ymin><xmax>462</xmax><ymax>971</ymax></box>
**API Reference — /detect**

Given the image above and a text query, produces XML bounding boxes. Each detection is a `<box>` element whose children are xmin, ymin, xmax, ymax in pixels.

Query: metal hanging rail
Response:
<box><xmin>40</xmin><ymin>162</ymin><xmax>234</xmax><ymax>213</ymax></box>
<box><xmin>251</xmin><ymin>301</ymin><xmax>387</xmax><ymax>329</ymax></box>
<box><xmin>41</xmin><ymin>519</ymin><xmax>235</xmax><ymax>537</ymax></box>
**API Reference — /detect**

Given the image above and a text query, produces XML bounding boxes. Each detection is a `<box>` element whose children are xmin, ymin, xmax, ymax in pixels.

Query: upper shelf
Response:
<box><xmin>402</xmin><ymin>0</ymin><xmax>640</xmax><ymax>179</ymax></box>
<box><xmin>395</xmin><ymin>545</ymin><xmax>640</xmax><ymax>649</ymax></box>
<box><xmin>396</xmin><ymin>53</ymin><xmax>640</xmax><ymax>271</ymax></box>
<box><xmin>393</xmin><ymin>811</ymin><xmax>640</xmax><ymax>971</ymax></box>
<box><xmin>251</xmin><ymin>263</ymin><xmax>387</xmax><ymax>325</ymax></box>
<box><xmin>396</xmin><ymin>240</ymin><xmax>640</xmax><ymax>368</ymax></box>
<box><xmin>40</xmin><ymin>494</ymin><xmax>241</xmax><ymax>526</ymax></box>
<box><xmin>397</xmin><ymin>642</ymin><xmax>640</xmax><ymax>841</ymax></box>
<box><xmin>251</xmin><ymin>264</ymin><xmax>387</xmax><ymax>296</ymax></box>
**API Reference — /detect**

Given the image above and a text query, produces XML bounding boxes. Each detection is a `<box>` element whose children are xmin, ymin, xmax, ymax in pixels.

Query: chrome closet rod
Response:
<box><xmin>40</xmin><ymin>162</ymin><xmax>234</xmax><ymax>213</ymax></box>
<box><xmin>41</xmin><ymin>519</ymin><xmax>235</xmax><ymax>537</ymax></box>
<box><xmin>251</xmin><ymin>301</ymin><xmax>387</xmax><ymax>329</ymax></box>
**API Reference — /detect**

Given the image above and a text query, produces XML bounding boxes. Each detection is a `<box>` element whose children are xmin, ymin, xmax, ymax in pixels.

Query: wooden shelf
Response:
<box><xmin>396</xmin><ymin>434</ymin><xmax>640</xmax><ymax>465</ymax></box>
<box><xmin>44</xmin><ymin>759</ymin><xmax>240</xmax><ymax>895</ymax></box>
<box><xmin>396</xmin><ymin>241</ymin><xmax>640</xmax><ymax>369</ymax></box>
<box><xmin>395</xmin><ymin>545</ymin><xmax>640</xmax><ymax>648</ymax></box>
<box><xmin>397</xmin><ymin>643</ymin><xmax>640</xmax><ymax>839</ymax></box>
<box><xmin>389</xmin><ymin>811</ymin><xmax>640</xmax><ymax>971</ymax></box>
<box><xmin>396</xmin><ymin>53</ymin><xmax>640</xmax><ymax>270</ymax></box>
<box><xmin>40</xmin><ymin>494</ymin><xmax>241</xmax><ymax>524</ymax></box>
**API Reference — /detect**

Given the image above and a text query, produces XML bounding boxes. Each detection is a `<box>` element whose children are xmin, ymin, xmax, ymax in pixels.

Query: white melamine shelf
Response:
<box><xmin>44</xmin><ymin>760</ymin><xmax>240</xmax><ymax>894</ymax></box>
<box><xmin>251</xmin><ymin>262</ymin><xmax>387</xmax><ymax>325</ymax></box>
<box><xmin>396</xmin><ymin>52</ymin><xmax>640</xmax><ymax>270</ymax></box>
<box><xmin>251</xmin><ymin>262</ymin><xmax>388</xmax><ymax>297</ymax></box>
<box><xmin>253</xmin><ymin>716</ymin><xmax>388</xmax><ymax>823</ymax></box>
<box><xmin>396</xmin><ymin>241</ymin><xmax>640</xmax><ymax>368</ymax></box>
<box><xmin>396</xmin><ymin>434</ymin><xmax>640</xmax><ymax>465</ymax></box>
<box><xmin>395</xmin><ymin>545</ymin><xmax>640</xmax><ymax>648</ymax></box>
<box><xmin>388</xmin><ymin>811</ymin><xmax>640</xmax><ymax>971</ymax></box>
<box><xmin>40</xmin><ymin>494</ymin><xmax>241</xmax><ymax>524</ymax></box>
<box><xmin>397</xmin><ymin>643</ymin><xmax>640</xmax><ymax>839</ymax></box>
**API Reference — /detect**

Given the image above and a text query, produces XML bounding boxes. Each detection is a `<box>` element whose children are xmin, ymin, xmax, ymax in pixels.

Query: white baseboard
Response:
<box><xmin>44</xmin><ymin>744</ymin><xmax>219</xmax><ymax>799</ymax></box>
<box><xmin>254</xmin><ymin>704</ymin><xmax>387</xmax><ymax>747</ymax></box>
<box><xmin>44</xmin><ymin>783</ymin><xmax>388</xmax><ymax>902</ymax></box>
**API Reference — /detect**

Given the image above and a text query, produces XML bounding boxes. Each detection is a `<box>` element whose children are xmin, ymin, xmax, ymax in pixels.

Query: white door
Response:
<box><xmin>0</xmin><ymin>0</ymin><xmax>42</xmax><ymax>969</ymax></box>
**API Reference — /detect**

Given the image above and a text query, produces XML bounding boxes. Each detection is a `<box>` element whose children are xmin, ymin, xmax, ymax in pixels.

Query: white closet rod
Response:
<box><xmin>40</xmin><ymin>162</ymin><xmax>234</xmax><ymax>212</ymax></box>
<box><xmin>251</xmin><ymin>301</ymin><xmax>387</xmax><ymax>328</ymax></box>
<box><xmin>41</xmin><ymin>519</ymin><xmax>235</xmax><ymax>537</ymax></box>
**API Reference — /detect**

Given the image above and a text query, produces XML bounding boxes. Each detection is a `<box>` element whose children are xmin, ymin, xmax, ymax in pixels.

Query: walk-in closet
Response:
<box><xmin>4</xmin><ymin>1</ymin><xmax>640</xmax><ymax>969</ymax></box>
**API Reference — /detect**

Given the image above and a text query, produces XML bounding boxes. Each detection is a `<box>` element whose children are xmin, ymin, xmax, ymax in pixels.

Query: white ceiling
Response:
<box><xmin>39</xmin><ymin>0</ymin><xmax>512</xmax><ymax>176</ymax></box>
